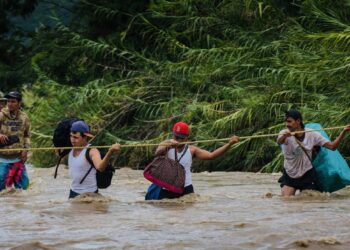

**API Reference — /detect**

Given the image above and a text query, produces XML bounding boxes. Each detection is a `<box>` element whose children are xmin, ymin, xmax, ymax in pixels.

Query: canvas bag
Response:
<box><xmin>143</xmin><ymin>145</ymin><xmax>188</xmax><ymax>194</ymax></box>
<box><xmin>302</xmin><ymin>123</ymin><xmax>350</xmax><ymax>192</ymax></box>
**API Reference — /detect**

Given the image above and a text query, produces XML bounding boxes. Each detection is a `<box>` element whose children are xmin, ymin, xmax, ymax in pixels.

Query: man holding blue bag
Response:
<box><xmin>277</xmin><ymin>109</ymin><xmax>350</xmax><ymax>196</ymax></box>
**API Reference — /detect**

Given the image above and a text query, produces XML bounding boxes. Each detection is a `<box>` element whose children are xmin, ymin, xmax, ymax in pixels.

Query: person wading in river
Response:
<box><xmin>147</xmin><ymin>121</ymin><xmax>240</xmax><ymax>199</ymax></box>
<box><xmin>277</xmin><ymin>109</ymin><xmax>350</xmax><ymax>196</ymax></box>
<box><xmin>68</xmin><ymin>120</ymin><xmax>121</xmax><ymax>198</ymax></box>
<box><xmin>0</xmin><ymin>91</ymin><xmax>30</xmax><ymax>192</ymax></box>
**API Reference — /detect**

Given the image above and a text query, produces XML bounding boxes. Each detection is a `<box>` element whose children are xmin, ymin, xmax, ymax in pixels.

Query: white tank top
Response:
<box><xmin>167</xmin><ymin>145</ymin><xmax>193</xmax><ymax>187</ymax></box>
<box><xmin>68</xmin><ymin>147</ymin><xmax>97</xmax><ymax>193</ymax></box>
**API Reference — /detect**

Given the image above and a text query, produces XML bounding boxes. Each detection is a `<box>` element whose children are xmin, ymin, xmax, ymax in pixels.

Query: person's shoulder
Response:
<box><xmin>89</xmin><ymin>147</ymin><xmax>100</xmax><ymax>153</ymax></box>
<box><xmin>67</xmin><ymin>149</ymin><xmax>73</xmax><ymax>158</ymax></box>
<box><xmin>88</xmin><ymin>147</ymin><xmax>100</xmax><ymax>157</ymax></box>
<box><xmin>307</xmin><ymin>130</ymin><xmax>328</xmax><ymax>141</ymax></box>
<box><xmin>188</xmin><ymin>145</ymin><xmax>197</xmax><ymax>155</ymax></box>
<box><xmin>19</xmin><ymin>110</ymin><xmax>30</xmax><ymax>121</ymax></box>
<box><xmin>20</xmin><ymin>110</ymin><xmax>29</xmax><ymax>118</ymax></box>
<box><xmin>305</xmin><ymin>129</ymin><xmax>322</xmax><ymax>137</ymax></box>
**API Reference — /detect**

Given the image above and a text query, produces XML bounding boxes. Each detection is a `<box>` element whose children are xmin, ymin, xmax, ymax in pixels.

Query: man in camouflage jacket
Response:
<box><xmin>0</xmin><ymin>91</ymin><xmax>30</xmax><ymax>192</ymax></box>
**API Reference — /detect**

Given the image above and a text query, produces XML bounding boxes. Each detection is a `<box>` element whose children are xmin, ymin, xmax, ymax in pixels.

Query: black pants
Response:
<box><xmin>278</xmin><ymin>168</ymin><xmax>320</xmax><ymax>191</ymax></box>
<box><xmin>159</xmin><ymin>185</ymin><xmax>194</xmax><ymax>199</ymax></box>
<box><xmin>69</xmin><ymin>189</ymin><xmax>98</xmax><ymax>199</ymax></box>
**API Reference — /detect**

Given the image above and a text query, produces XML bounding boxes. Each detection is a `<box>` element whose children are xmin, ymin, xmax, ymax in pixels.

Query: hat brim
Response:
<box><xmin>4</xmin><ymin>94</ymin><xmax>21</xmax><ymax>101</ymax></box>
<box><xmin>173</xmin><ymin>132</ymin><xmax>188</xmax><ymax>139</ymax></box>
<box><xmin>84</xmin><ymin>133</ymin><xmax>94</xmax><ymax>138</ymax></box>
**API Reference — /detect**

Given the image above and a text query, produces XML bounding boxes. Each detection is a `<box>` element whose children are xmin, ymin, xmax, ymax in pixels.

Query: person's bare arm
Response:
<box><xmin>0</xmin><ymin>113</ymin><xmax>8</xmax><ymax>144</ymax></box>
<box><xmin>23</xmin><ymin>117</ymin><xmax>30</xmax><ymax>149</ymax></box>
<box><xmin>193</xmin><ymin>135</ymin><xmax>239</xmax><ymax>160</ymax></box>
<box><xmin>155</xmin><ymin>139</ymin><xmax>179</xmax><ymax>156</ymax></box>
<box><xmin>323</xmin><ymin>124</ymin><xmax>350</xmax><ymax>150</ymax></box>
<box><xmin>90</xmin><ymin>144</ymin><xmax>121</xmax><ymax>171</ymax></box>
<box><xmin>277</xmin><ymin>131</ymin><xmax>292</xmax><ymax>145</ymax></box>
<box><xmin>21</xmin><ymin>117</ymin><xmax>30</xmax><ymax>163</ymax></box>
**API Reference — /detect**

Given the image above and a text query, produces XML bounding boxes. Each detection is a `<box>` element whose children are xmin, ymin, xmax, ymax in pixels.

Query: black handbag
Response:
<box><xmin>80</xmin><ymin>148</ymin><xmax>115</xmax><ymax>189</ymax></box>
<box><xmin>0</xmin><ymin>135</ymin><xmax>20</xmax><ymax>148</ymax></box>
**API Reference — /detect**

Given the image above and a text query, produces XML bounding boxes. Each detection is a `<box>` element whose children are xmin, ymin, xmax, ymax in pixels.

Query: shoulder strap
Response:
<box><xmin>85</xmin><ymin>148</ymin><xmax>94</xmax><ymax>166</ymax></box>
<box><xmin>54</xmin><ymin>155</ymin><xmax>64</xmax><ymax>179</ymax></box>
<box><xmin>294</xmin><ymin>136</ymin><xmax>312</xmax><ymax>163</ymax></box>
<box><xmin>80</xmin><ymin>148</ymin><xmax>95</xmax><ymax>184</ymax></box>
<box><xmin>175</xmin><ymin>145</ymin><xmax>189</xmax><ymax>163</ymax></box>
<box><xmin>174</xmin><ymin>147</ymin><xmax>178</xmax><ymax>161</ymax></box>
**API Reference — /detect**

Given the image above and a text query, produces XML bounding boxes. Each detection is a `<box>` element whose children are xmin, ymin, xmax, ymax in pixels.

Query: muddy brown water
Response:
<box><xmin>1</xmin><ymin>165</ymin><xmax>350</xmax><ymax>250</ymax></box>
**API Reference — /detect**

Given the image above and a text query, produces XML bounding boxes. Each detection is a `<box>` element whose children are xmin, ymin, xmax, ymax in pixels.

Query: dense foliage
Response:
<box><xmin>2</xmin><ymin>0</ymin><xmax>350</xmax><ymax>171</ymax></box>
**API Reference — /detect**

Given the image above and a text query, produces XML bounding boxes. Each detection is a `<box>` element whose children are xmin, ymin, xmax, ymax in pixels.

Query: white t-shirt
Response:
<box><xmin>278</xmin><ymin>129</ymin><xmax>329</xmax><ymax>178</ymax></box>
<box><xmin>68</xmin><ymin>147</ymin><xmax>97</xmax><ymax>193</ymax></box>
<box><xmin>167</xmin><ymin>145</ymin><xmax>193</xmax><ymax>187</ymax></box>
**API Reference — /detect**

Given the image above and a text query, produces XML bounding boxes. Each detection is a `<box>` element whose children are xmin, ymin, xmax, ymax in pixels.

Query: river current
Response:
<box><xmin>1</xmin><ymin>165</ymin><xmax>350</xmax><ymax>249</ymax></box>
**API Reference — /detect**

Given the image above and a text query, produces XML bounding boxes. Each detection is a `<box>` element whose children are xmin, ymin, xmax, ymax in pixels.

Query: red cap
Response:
<box><xmin>172</xmin><ymin>121</ymin><xmax>189</xmax><ymax>138</ymax></box>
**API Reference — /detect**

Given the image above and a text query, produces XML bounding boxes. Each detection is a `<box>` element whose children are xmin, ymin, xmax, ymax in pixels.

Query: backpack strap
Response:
<box><xmin>85</xmin><ymin>148</ymin><xmax>94</xmax><ymax>166</ymax></box>
<box><xmin>54</xmin><ymin>155</ymin><xmax>64</xmax><ymax>179</ymax></box>
<box><xmin>54</xmin><ymin>149</ymin><xmax>74</xmax><ymax>179</ymax></box>
<box><xmin>80</xmin><ymin>148</ymin><xmax>95</xmax><ymax>184</ymax></box>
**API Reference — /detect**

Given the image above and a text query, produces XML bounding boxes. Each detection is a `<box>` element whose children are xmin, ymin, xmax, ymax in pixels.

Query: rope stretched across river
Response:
<box><xmin>0</xmin><ymin>125</ymin><xmax>346</xmax><ymax>152</ymax></box>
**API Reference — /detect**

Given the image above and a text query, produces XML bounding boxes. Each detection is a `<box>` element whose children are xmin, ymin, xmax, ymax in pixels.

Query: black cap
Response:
<box><xmin>285</xmin><ymin>109</ymin><xmax>302</xmax><ymax>121</ymax></box>
<box><xmin>5</xmin><ymin>91</ymin><xmax>22</xmax><ymax>101</ymax></box>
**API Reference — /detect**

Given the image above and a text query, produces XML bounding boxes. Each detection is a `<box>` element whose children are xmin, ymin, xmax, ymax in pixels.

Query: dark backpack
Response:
<box><xmin>80</xmin><ymin>148</ymin><xmax>115</xmax><ymax>189</ymax></box>
<box><xmin>53</xmin><ymin>117</ymin><xmax>81</xmax><ymax>178</ymax></box>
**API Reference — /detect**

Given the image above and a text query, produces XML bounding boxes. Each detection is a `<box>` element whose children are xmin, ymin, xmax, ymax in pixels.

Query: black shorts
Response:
<box><xmin>159</xmin><ymin>185</ymin><xmax>194</xmax><ymax>199</ymax></box>
<box><xmin>278</xmin><ymin>168</ymin><xmax>319</xmax><ymax>191</ymax></box>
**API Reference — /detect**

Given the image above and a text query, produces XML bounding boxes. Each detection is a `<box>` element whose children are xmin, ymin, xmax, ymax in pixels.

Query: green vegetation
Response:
<box><xmin>2</xmin><ymin>0</ymin><xmax>350</xmax><ymax>171</ymax></box>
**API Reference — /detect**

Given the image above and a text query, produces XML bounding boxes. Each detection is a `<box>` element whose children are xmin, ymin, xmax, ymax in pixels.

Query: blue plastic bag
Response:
<box><xmin>145</xmin><ymin>183</ymin><xmax>162</xmax><ymax>200</ymax></box>
<box><xmin>306</xmin><ymin>123</ymin><xmax>350</xmax><ymax>192</ymax></box>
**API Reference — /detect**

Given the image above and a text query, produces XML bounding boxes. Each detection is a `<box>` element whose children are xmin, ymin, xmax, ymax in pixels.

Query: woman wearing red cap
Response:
<box><xmin>151</xmin><ymin>121</ymin><xmax>240</xmax><ymax>199</ymax></box>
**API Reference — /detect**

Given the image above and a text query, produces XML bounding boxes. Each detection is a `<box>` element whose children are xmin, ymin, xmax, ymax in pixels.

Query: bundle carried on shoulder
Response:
<box><xmin>53</xmin><ymin>117</ymin><xmax>82</xmax><ymax>178</ymax></box>
<box><xmin>306</xmin><ymin>123</ymin><xmax>350</xmax><ymax>192</ymax></box>
<box><xmin>144</xmin><ymin>146</ymin><xmax>187</xmax><ymax>194</ymax></box>
<box><xmin>53</xmin><ymin>117</ymin><xmax>81</xmax><ymax>157</ymax></box>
